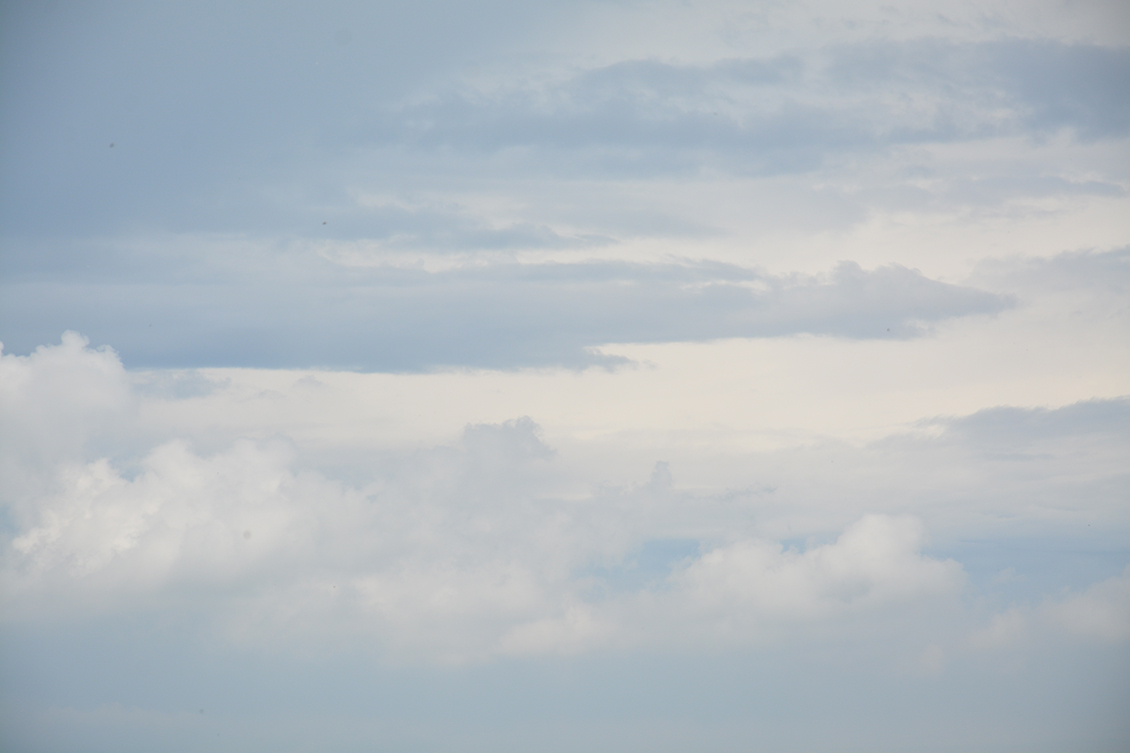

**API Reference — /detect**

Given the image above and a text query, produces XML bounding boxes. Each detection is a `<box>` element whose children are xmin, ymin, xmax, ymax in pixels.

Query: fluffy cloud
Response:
<box><xmin>671</xmin><ymin>515</ymin><xmax>962</xmax><ymax>620</ymax></box>
<box><xmin>10</xmin><ymin>334</ymin><xmax>1126</xmax><ymax>669</ymax></box>
<box><xmin>0</xmin><ymin>332</ymin><xmax>131</xmax><ymax>457</ymax></box>
<box><xmin>2</xmin><ymin>434</ymin><xmax>967</xmax><ymax>662</ymax></box>
<box><xmin>0</xmin><ymin>332</ymin><xmax>135</xmax><ymax>512</ymax></box>
<box><xmin>0</xmin><ymin>336</ymin><xmax>980</xmax><ymax>662</ymax></box>
<box><xmin>2</xmin><ymin>317</ymin><xmax>1127</xmax><ymax>747</ymax></box>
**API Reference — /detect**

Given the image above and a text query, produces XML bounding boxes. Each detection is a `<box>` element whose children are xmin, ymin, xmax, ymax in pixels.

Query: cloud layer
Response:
<box><xmin>1</xmin><ymin>257</ymin><xmax>1010</xmax><ymax>370</ymax></box>
<box><xmin>2</xmin><ymin>1</ymin><xmax>1128</xmax><ymax>750</ymax></box>
<box><xmin>3</xmin><ymin>334</ymin><xmax>1127</xmax><ymax>666</ymax></box>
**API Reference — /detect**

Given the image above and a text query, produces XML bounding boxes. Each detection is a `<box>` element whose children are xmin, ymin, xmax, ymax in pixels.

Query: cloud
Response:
<box><xmin>377</xmin><ymin>40</ymin><xmax>1130</xmax><ymax>176</ymax></box>
<box><xmin>968</xmin><ymin>564</ymin><xmax>1130</xmax><ymax>653</ymax></box>
<box><xmin>0</xmin><ymin>260</ymin><xmax>1010</xmax><ymax>370</ymax></box>
<box><xmin>936</xmin><ymin>396</ymin><xmax>1130</xmax><ymax>447</ymax></box>
<box><xmin>0</xmin><ymin>427</ymin><xmax>965</xmax><ymax>661</ymax></box>
<box><xmin>4</xmin><ymin>6</ymin><xmax>1125</xmax><ymax>238</ymax></box>
<box><xmin>2</xmin><ymin>2</ymin><xmax>1128</xmax><ymax>749</ymax></box>
<box><xmin>0</xmin><ymin>338</ymin><xmax>978</xmax><ymax>660</ymax></box>
<box><xmin>0</xmin><ymin>402</ymin><xmax>585</xmax><ymax>661</ymax></box>
<box><xmin>0</xmin><ymin>332</ymin><xmax>135</xmax><ymax>506</ymax></box>
<box><xmin>1043</xmin><ymin>565</ymin><xmax>1130</xmax><ymax>642</ymax></box>
<box><xmin>310</xmin><ymin>198</ymin><xmax>613</xmax><ymax>254</ymax></box>
<box><xmin>975</xmin><ymin>246</ymin><xmax>1130</xmax><ymax>295</ymax></box>
<box><xmin>0</xmin><ymin>328</ymin><xmax>1126</xmax><ymax>738</ymax></box>
<box><xmin>3</xmin><ymin>438</ymin><xmax>350</xmax><ymax>609</ymax></box>
<box><xmin>670</xmin><ymin>515</ymin><xmax>963</xmax><ymax>621</ymax></box>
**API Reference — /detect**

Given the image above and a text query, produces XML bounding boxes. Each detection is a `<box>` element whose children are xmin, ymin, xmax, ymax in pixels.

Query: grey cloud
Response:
<box><xmin>323</xmin><ymin>205</ymin><xmax>610</xmax><ymax>253</ymax></box>
<box><xmin>820</xmin><ymin>39</ymin><xmax>1130</xmax><ymax>140</ymax></box>
<box><xmin>842</xmin><ymin>171</ymin><xmax>1126</xmax><ymax>219</ymax></box>
<box><xmin>4</xmin><ymin>8</ymin><xmax>1126</xmax><ymax>240</ymax></box>
<box><xmin>974</xmin><ymin>246</ymin><xmax>1130</xmax><ymax>295</ymax></box>
<box><xmin>0</xmin><ymin>259</ymin><xmax>1010</xmax><ymax>371</ymax></box>
<box><xmin>381</xmin><ymin>40</ymin><xmax>1130</xmax><ymax>174</ymax></box>
<box><xmin>901</xmin><ymin>398</ymin><xmax>1130</xmax><ymax>599</ymax></box>
<box><xmin>935</xmin><ymin>397</ymin><xmax>1130</xmax><ymax>448</ymax></box>
<box><xmin>982</xmin><ymin>40</ymin><xmax>1130</xmax><ymax>139</ymax></box>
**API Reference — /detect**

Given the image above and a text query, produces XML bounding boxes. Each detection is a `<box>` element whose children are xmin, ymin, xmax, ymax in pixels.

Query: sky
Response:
<box><xmin>1</xmin><ymin>0</ymin><xmax>1129</xmax><ymax>751</ymax></box>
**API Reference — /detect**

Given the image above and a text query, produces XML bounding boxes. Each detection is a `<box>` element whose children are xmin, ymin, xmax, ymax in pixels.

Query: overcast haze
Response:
<box><xmin>1</xmin><ymin>1</ymin><xmax>1129</xmax><ymax>751</ymax></box>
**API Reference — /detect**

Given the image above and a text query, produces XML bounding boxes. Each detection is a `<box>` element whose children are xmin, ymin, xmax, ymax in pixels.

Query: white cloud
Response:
<box><xmin>0</xmin><ymin>332</ymin><xmax>136</xmax><ymax>517</ymax></box>
<box><xmin>3</xmin><ymin>334</ymin><xmax>1125</xmax><ymax>664</ymax></box>
<box><xmin>3</xmin><ymin>438</ymin><xmax>352</xmax><ymax>615</ymax></box>
<box><xmin>0</xmin><ymin>331</ymin><xmax>132</xmax><ymax>460</ymax></box>
<box><xmin>0</xmin><ymin>339</ymin><xmax>979</xmax><ymax>660</ymax></box>
<box><xmin>671</xmin><ymin>515</ymin><xmax>963</xmax><ymax>621</ymax></box>
<box><xmin>1</xmin><ymin>418</ymin><xmax>970</xmax><ymax>661</ymax></box>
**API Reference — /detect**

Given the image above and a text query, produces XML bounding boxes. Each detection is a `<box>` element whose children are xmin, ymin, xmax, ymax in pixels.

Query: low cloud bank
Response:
<box><xmin>2</xmin><ymin>334</ymin><xmax>1127</xmax><ymax>666</ymax></box>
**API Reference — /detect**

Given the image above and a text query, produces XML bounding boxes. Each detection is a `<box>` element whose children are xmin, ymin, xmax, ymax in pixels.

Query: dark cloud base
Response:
<box><xmin>0</xmin><ymin>259</ymin><xmax>1009</xmax><ymax>371</ymax></box>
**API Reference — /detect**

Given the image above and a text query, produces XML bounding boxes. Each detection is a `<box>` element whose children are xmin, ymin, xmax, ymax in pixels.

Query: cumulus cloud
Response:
<box><xmin>670</xmin><ymin>516</ymin><xmax>963</xmax><ymax>620</ymax></box>
<box><xmin>0</xmin><ymin>332</ymin><xmax>135</xmax><ymax>507</ymax></box>
<box><xmin>1</xmin><ymin>335</ymin><xmax>1126</xmax><ymax>652</ymax></box>
<box><xmin>0</xmin><ymin>432</ymin><xmax>965</xmax><ymax>661</ymax></box>
<box><xmin>2</xmin><ymin>328</ymin><xmax>1129</xmax><ymax>751</ymax></box>
<box><xmin>0</xmin><ymin>336</ymin><xmax>981</xmax><ymax>662</ymax></box>
<box><xmin>0</xmin><ymin>332</ymin><xmax>131</xmax><ymax>455</ymax></box>
<box><xmin>0</xmin><ymin>384</ymin><xmax>588</xmax><ymax>661</ymax></box>
<box><xmin>3</xmin><ymin>438</ymin><xmax>355</xmax><ymax>610</ymax></box>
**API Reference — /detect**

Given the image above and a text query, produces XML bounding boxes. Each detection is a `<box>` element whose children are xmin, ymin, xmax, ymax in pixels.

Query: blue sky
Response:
<box><xmin>2</xmin><ymin>1</ymin><xmax>1129</xmax><ymax>751</ymax></box>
